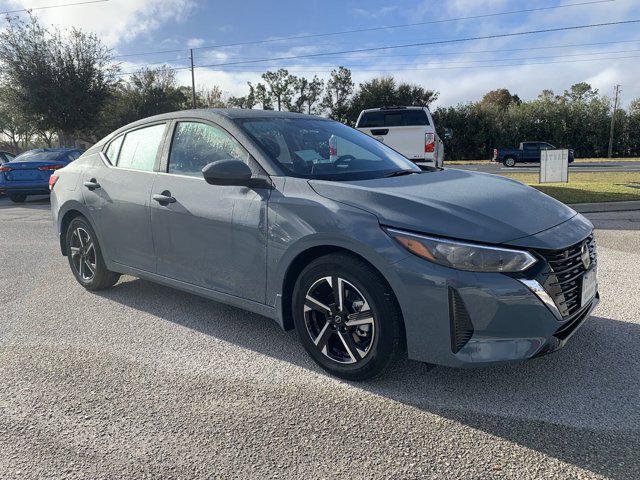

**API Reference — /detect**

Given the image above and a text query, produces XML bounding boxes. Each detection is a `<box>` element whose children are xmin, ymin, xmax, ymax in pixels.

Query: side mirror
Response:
<box><xmin>202</xmin><ymin>159</ymin><xmax>272</xmax><ymax>188</ymax></box>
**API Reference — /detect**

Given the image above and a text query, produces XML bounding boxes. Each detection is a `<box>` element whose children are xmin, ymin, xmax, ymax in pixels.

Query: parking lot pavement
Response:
<box><xmin>1</xmin><ymin>198</ymin><xmax>639</xmax><ymax>479</ymax></box>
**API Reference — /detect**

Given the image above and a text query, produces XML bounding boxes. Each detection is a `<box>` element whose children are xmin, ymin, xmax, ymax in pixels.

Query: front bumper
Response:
<box><xmin>388</xmin><ymin>248</ymin><xmax>598</xmax><ymax>368</ymax></box>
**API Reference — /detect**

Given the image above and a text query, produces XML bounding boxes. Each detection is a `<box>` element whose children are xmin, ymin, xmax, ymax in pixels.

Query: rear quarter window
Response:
<box><xmin>357</xmin><ymin>110</ymin><xmax>429</xmax><ymax>128</ymax></box>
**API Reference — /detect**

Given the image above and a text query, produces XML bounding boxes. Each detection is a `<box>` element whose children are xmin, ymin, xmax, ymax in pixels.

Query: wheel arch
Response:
<box><xmin>59</xmin><ymin>209</ymin><xmax>86</xmax><ymax>256</ymax></box>
<box><xmin>279</xmin><ymin>244</ymin><xmax>404</xmax><ymax>336</ymax></box>
<box><xmin>57</xmin><ymin>203</ymin><xmax>97</xmax><ymax>256</ymax></box>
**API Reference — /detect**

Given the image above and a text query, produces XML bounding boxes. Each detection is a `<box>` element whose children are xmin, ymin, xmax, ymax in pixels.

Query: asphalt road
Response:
<box><xmin>450</xmin><ymin>161</ymin><xmax>640</xmax><ymax>173</ymax></box>
<box><xmin>1</xmin><ymin>196</ymin><xmax>639</xmax><ymax>479</ymax></box>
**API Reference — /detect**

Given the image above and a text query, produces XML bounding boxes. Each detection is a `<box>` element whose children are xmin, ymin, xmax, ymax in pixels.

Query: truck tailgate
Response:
<box><xmin>364</xmin><ymin>126</ymin><xmax>426</xmax><ymax>161</ymax></box>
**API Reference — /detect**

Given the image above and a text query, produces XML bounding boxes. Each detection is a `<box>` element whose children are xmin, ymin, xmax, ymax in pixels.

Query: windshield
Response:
<box><xmin>237</xmin><ymin>117</ymin><xmax>421</xmax><ymax>181</ymax></box>
<box><xmin>12</xmin><ymin>151</ymin><xmax>62</xmax><ymax>163</ymax></box>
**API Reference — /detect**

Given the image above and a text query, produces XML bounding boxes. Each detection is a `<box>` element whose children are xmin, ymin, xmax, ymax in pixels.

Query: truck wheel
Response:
<box><xmin>503</xmin><ymin>157</ymin><xmax>516</xmax><ymax>167</ymax></box>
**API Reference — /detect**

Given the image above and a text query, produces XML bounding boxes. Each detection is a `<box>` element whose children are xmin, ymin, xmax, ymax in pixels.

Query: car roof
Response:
<box><xmin>360</xmin><ymin>106</ymin><xmax>427</xmax><ymax>113</ymax></box>
<box><xmin>103</xmin><ymin>108</ymin><xmax>330</xmax><ymax>144</ymax></box>
<box><xmin>123</xmin><ymin>108</ymin><xmax>325</xmax><ymax>125</ymax></box>
<box><xmin>21</xmin><ymin>148</ymin><xmax>82</xmax><ymax>153</ymax></box>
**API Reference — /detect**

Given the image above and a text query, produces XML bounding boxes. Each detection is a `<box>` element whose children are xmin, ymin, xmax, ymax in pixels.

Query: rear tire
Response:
<box><xmin>8</xmin><ymin>194</ymin><xmax>27</xmax><ymax>203</ymax></box>
<box><xmin>503</xmin><ymin>157</ymin><xmax>516</xmax><ymax>167</ymax></box>
<box><xmin>292</xmin><ymin>253</ymin><xmax>404</xmax><ymax>381</ymax></box>
<box><xmin>66</xmin><ymin>217</ymin><xmax>120</xmax><ymax>291</ymax></box>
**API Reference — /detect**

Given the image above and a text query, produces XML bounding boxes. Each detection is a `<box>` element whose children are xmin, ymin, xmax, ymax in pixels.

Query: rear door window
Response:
<box><xmin>168</xmin><ymin>122</ymin><xmax>250</xmax><ymax>177</ymax></box>
<box><xmin>117</xmin><ymin>124</ymin><xmax>166</xmax><ymax>172</ymax></box>
<box><xmin>357</xmin><ymin>109</ymin><xmax>429</xmax><ymax>128</ymax></box>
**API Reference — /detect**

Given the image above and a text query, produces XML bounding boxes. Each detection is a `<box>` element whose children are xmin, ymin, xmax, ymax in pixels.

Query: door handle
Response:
<box><xmin>371</xmin><ymin>129</ymin><xmax>389</xmax><ymax>136</ymax></box>
<box><xmin>83</xmin><ymin>179</ymin><xmax>100</xmax><ymax>190</ymax></box>
<box><xmin>152</xmin><ymin>192</ymin><xmax>176</xmax><ymax>204</ymax></box>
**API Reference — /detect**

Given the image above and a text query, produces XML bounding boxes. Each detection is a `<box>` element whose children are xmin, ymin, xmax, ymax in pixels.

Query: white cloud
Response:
<box><xmin>352</xmin><ymin>6</ymin><xmax>398</xmax><ymax>20</ymax></box>
<box><xmin>1</xmin><ymin>0</ymin><xmax>196</xmax><ymax>47</ymax></box>
<box><xmin>187</xmin><ymin>37</ymin><xmax>205</xmax><ymax>49</ymax></box>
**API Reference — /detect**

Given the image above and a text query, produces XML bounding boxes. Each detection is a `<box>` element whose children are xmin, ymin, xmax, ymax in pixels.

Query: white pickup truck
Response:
<box><xmin>355</xmin><ymin>106</ymin><xmax>444</xmax><ymax>168</ymax></box>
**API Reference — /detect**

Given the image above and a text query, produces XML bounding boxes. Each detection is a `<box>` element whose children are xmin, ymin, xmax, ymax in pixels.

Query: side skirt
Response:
<box><xmin>111</xmin><ymin>262</ymin><xmax>280</xmax><ymax>323</ymax></box>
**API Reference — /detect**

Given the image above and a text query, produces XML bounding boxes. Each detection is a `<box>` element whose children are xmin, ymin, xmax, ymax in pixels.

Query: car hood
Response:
<box><xmin>309</xmin><ymin>169</ymin><xmax>577</xmax><ymax>244</ymax></box>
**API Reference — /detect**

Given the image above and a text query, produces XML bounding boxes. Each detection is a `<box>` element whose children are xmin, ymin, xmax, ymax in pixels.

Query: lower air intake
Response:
<box><xmin>449</xmin><ymin>287</ymin><xmax>474</xmax><ymax>353</ymax></box>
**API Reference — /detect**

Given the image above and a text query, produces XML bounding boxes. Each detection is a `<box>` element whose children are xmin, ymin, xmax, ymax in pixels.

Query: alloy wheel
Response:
<box><xmin>303</xmin><ymin>276</ymin><xmax>376</xmax><ymax>364</ymax></box>
<box><xmin>69</xmin><ymin>227</ymin><xmax>97</xmax><ymax>282</ymax></box>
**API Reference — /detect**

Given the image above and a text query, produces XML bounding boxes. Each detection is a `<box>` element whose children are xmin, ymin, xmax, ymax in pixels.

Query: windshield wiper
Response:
<box><xmin>384</xmin><ymin>169</ymin><xmax>419</xmax><ymax>178</ymax></box>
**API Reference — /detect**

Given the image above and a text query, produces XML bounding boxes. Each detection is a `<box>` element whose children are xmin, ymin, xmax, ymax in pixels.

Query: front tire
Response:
<box><xmin>8</xmin><ymin>193</ymin><xmax>27</xmax><ymax>203</ymax></box>
<box><xmin>503</xmin><ymin>157</ymin><xmax>516</xmax><ymax>167</ymax></box>
<box><xmin>66</xmin><ymin>217</ymin><xmax>120</xmax><ymax>291</ymax></box>
<box><xmin>292</xmin><ymin>253</ymin><xmax>404</xmax><ymax>380</ymax></box>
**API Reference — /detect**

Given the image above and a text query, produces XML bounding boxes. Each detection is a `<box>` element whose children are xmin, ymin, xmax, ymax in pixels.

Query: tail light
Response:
<box><xmin>329</xmin><ymin>135</ymin><xmax>337</xmax><ymax>157</ymax></box>
<box><xmin>38</xmin><ymin>164</ymin><xmax>63</xmax><ymax>171</ymax></box>
<box><xmin>49</xmin><ymin>174</ymin><xmax>59</xmax><ymax>190</ymax></box>
<box><xmin>425</xmin><ymin>133</ymin><xmax>435</xmax><ymax>153</ymax></box>
<box><xmin>0</xmin><ymin>165</ymin><xmax>12</xmax><ymax>172</ymax></box>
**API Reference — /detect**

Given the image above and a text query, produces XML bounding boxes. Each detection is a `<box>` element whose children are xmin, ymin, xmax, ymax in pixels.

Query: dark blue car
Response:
<box><xmin>0</xmin><ymin>148</ymin><xmax>83</xmax><ymax>203</ymax></box>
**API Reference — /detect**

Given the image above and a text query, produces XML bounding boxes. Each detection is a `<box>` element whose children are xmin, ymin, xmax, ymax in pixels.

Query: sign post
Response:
<box><xmin>540</xmin><ymin>149</ymin><xmax>569</xmax><ymax>183</ymax></box>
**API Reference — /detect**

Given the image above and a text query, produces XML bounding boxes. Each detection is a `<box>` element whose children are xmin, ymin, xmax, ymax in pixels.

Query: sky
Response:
<box><xmin>1</xmin><ymin>0</ymin><xmax>639</xmax><ymax>108</ymax></box>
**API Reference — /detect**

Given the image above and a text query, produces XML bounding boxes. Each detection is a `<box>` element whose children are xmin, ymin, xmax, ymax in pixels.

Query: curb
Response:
<box><xmin>569</xmin><ymin>201</ymin><xmax>640</xmax><ymax>213</ymax></box>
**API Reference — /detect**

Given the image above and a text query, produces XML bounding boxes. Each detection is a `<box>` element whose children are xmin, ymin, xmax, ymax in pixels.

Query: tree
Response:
<box><xmin>254</xmin><ymin>82</ymin><xmax>273</xmax><ymax>110</ymax></box>
<box><xmin>346</xmin><ymin>76</ymin><xmax>438</xmax><ymax>124</ymax></box>
<box><xmin>95</xmin><ymin>66</ymin><xmax>187</xmax><ymax>138</ymax></box>
<box><xmin>563</xmin><ymin>82</ymin><xmax>599</xmax><ymax>102</ymax></box>
<box><xmin>322</xmin><ymin>66</ymin><xmax>354</xmax><ymax>123</ymax></box>
<box><xmin>228</xmin><ymin>82</ymin><xmax>256</xmax><ymax>109</ymax></box>
<box><xmin>479</xmin><ymin>88</ymin><xmax>521</xmax><ymax>110</ymax></box>
<box><xmin>0</xmin><ymin>82</ymin><xmax>31</xmax><ymax>151</ymax></box>
<box><xmin>261</xmin><ymin>69</ymin><xmax>296</xmax><ymax>111</ymax></box>
<box><xmin>286</xmin><ymin>76</ymin><xmax>307</xmax><ymax>113</ymax></box>
<box><xmin>305</xmin><ymin>76</ymin><xmax>325</xmax><ymax>115</ymax></box>
<box><xmin>196</xmin><ymin>85</ymin><xmax>227</xmax><ymax>108</ymax></box>
<box><xmin>0</xmin><ymin>14</ymin><xmax>117</xmax><ymax>146</ymax></box>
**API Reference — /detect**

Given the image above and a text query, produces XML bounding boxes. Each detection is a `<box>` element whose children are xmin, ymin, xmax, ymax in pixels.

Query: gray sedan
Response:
<box><xmin>51</xmin><ymin>109</ymin><xmax>599</xmax><ymax>380</ymax></box>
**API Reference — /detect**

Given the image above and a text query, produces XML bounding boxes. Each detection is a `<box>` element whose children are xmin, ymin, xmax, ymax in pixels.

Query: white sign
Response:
<box><xmin>540</xmin><ymin>149</ymin><xmax>569</xmax><ymax>183</ymax></box>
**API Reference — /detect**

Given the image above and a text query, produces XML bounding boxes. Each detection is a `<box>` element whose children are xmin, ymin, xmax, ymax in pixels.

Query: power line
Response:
<box><xmin>0</xmin><ymin>0</ymin><xmax>109</xmax><ymax>15</ymax></box>
<box><xmin>114</xmin><ymin>52</ymin><xmax>640</xmax><ymax>76</ymax></box>
<box><xmin>111</xmin><ymin>0</ymin><xmax>615</xmax><ymax>59</ymax></box>
<box><xmin>194</xmin><ymin>19</ymin><xmax>640</xmax><ymax>68</ymax></box>
<box><xmin>257</xmin><ymin>38</ymin><xmax>640</xmax><ymax>61</ymax></box>
<box><xmin>216</xmin><ymin>54</ymin><xmax>640</xmax><ymax>72</ymax></box>
<box><xmin>109</xmin><ymin>38</ymin><xmax>640</xmax><ymax>75</ymax></box>
<box><xmin>207</xmin><ymin>48</ymin><xmax>640</xmax><ymax>70</ymax></box>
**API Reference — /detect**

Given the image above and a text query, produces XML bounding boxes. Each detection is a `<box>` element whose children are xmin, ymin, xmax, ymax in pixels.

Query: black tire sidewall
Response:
<box><xmin>503</xmin><ymin>157</ymin><xmax>516</xmax><ymax>167</ymax></box>
<box><xmin>66</xmin><ymin>217</ymin><xmax>116</xmax><ymax>290</ymax></box>
<box><xmin>9</xmin><ymin>194</ymin><xmax>26</xmax><ymax>203</ymax></box>
<box><xmin>292</xmin><ymin>254</ymin><xmax>402</xmax><ymax>380</ymax></box>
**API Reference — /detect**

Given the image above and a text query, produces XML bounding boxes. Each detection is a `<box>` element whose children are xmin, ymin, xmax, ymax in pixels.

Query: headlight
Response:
<box><xmin>386</xmin><ymin>228</ymin><xmax>537</xmax><ymax>273</ymax></box>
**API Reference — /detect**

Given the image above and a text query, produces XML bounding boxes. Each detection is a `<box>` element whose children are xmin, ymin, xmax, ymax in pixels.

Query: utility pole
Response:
<box><xmin>190</xmin><ymin>48</ymin><xmax>196</xmax><ymax>109</ymax></box>
<box><xmin>608</xmin><ymin>84</ymin><xmax>621</xmax><ymax>158</ymax></box>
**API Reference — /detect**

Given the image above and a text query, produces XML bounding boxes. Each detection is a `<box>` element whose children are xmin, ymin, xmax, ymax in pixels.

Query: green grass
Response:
<box><xmin>500</xmin><ymin>171</ymin><xmax>640</xmax><ymax>204</ymax></box>
<box><xmin>446</xmin><ymin>157</ymin><xmax>640</xmax><ymax>165</ymax></box>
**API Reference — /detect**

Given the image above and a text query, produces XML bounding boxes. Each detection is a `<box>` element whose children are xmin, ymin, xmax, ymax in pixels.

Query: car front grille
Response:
<box><xmin>535</xmin><ymin>234</ymin><xmax>597</xmax><ymax>317</ymax></box>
